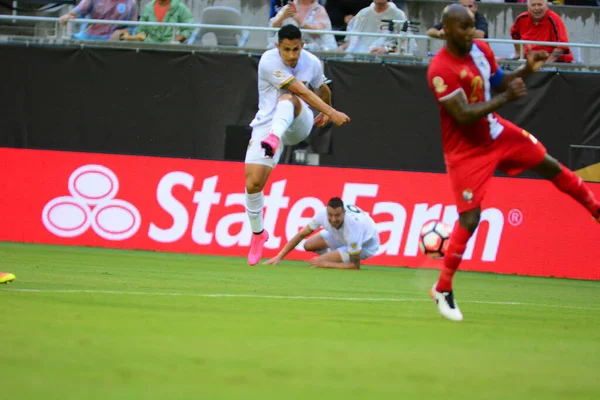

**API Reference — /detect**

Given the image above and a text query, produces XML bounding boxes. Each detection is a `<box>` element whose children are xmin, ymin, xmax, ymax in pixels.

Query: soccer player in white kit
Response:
<box><xmin>245</xmin><ymin>25</ymin><xmax>351</xmax><ymax>266</ymax></box>
<box><xmin>265</xmin><ymin>198</ymin><xmax>380</xmax><ymax>270</ymax></box>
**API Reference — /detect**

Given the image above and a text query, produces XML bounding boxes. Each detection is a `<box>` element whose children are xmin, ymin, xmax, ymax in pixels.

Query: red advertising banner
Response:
<box><xmin>1</xmin><ymin>148</ymin><xmax>599</xmax><ymax>279</ymax></box>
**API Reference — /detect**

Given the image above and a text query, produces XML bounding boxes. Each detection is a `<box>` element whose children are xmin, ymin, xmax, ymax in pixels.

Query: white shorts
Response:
<box><xmin>320</xmin><ymin>231</ymin><xmax>380</xmax><ymax>263</ymax></box>
<box><xmin>245</xmin><ymin>100</ymin><xmax>314</xmax><ymax>168</ymax></box>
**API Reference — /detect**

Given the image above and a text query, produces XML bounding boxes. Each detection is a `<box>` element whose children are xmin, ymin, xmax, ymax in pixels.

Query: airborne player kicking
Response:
<box><xmin>244</xmin><ymin>25</ymin><xmax>351</xmax><ymax>266</ymax></box>
<box><xmin>427</xmin><ymin>4</ymin><xmax>600</xmax><ymax>322</ymax></box>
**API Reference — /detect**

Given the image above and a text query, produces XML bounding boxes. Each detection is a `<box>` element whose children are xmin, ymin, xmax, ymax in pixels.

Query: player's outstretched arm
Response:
<box><xmin>441</xmin><ymin>78</ymin><xmax>527</xmax><ymax>125</ymax></box>
<box><xmin>285</xmin><ymin>80</ymin><xmax>350</xmax><ymax>126</ymax></box>
<box><xmin>264</xmin><ymin>225</ymin><xmax>315</xmax><ymax>265</ymax></box>
<box><xmin>494</xmin><ymin>51</ymin><xmax>549</xmax><ymax>92</ymax></box>
<box><xmin>309</xmin><ymin>253</ymin><xmax>361</xmax><ymax>270</ymax></box>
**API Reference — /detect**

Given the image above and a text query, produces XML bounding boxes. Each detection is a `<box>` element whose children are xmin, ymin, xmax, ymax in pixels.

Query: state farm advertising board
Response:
<box><xmin>1</xmin><ymin>148</ymin><xmax>599</xmax><ymax>280</ymax></box>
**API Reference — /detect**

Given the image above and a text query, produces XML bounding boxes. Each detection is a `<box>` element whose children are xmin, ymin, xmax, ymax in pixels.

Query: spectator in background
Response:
<box><xmin>271</xmin><ymin>0</ymin><xmax>327</xmax><ymax>18</ymax></box>
<box><xmin>510</xmin><ymin>0</ymin><xmax>574</xmax><ymax>62</ymax></box>
<box><xmin>427</xmin><ymin>0</ymin><xmax>488</xmax><ymax>39</ymax></box>
<box><xmin>58</xmin><ymin>0</ymin><xmax>137</xmax><ymax>40</ymax></box>
<box><xmin>271</xmin><ymin>0</ymin><xmax>285</xmax><ymax>18</ymax></box>
<box><xmin>338</xmin><ymin>0</ymin><xmax>412</xmax><ymax>55</ymax></box>
<box><xmin>121</xmin><ymin>0</ymin><xmax>194</xmax><ymax>43</ymax></box>
<box><xmin>270</xmin><ymin>0</ymin><xmax>337</xmax><ymax>51</ymax></box>
<box><xmin>325</xmin><ymin>0</ymin><xmax>372</xmax><ymax>42</ymax></box>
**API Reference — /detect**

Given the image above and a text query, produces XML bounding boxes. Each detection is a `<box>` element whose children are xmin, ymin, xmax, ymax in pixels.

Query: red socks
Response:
<box><xmin>552</xmin><ymin>165</ymin><xmax>600</xmax><ymax>218</ymax></box>
<box><xmin>436</xmin><ymin>222</ymin><xmax>473</xmax><ymax>293</ymax></box>
<box><xmin>434</xmin><ymin>166</ymin><xmax>598</xmax><ymax>294</ymax></box>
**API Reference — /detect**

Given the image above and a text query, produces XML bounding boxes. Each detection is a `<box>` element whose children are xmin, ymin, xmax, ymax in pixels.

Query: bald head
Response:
<box><xmin>442</xmin><ymin>3</ymin><xmax>476</xmax><ymax>55</ymax></box>
<box><xmin>442</xmin><ymin>3</ymin><xmax>475</xmax><ymax>26</ymax></box>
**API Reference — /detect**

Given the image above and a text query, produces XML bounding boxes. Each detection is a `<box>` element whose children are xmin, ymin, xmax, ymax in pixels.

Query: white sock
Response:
<box><xmin>271</xmin><ymin>100</ymin><xmax>295</xmax><ymax>139</ymax></box>
<box><xmin>245</xmin><ymin>190</ymin><xmax>264</xmax><ymax>234</ymax></box>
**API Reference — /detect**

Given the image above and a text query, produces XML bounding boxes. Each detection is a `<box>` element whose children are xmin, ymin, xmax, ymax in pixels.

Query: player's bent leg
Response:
<box><xmin>533</xmin><ymin>154</ymin><xmax>600</xmax><ymax>221</ymax></box>
<box><xmin>458</xmin><ymin>208</ymin><xmax>481</xmax><ymax>233</ymax></box>
<box><xmin>312</xmin><ymin>248</ymin><xmax>360</xmax><ymax>270</ymax></box>
<box><xmin>261</xmin><ymin>94</ymin><xmax>303</xmax><ymax>158</ymax></box>
<box><xmin>431</xmin><ymin>207</ymin><xmax>479</xmax><ymax>322</ymax></box>
<box><xmin>245</xmin><ymin>163</ymin><xmax>272</xmax><ymax>195</ymax></box>
<box><xmin>437</xmin><ymin>207</ymin><xmax>479</xmax><ymax>291</ymax></box>
<box><xmin>531</xmin><ymin>153</ymin><xmax>561</xmax><ymax>180</ymax></box>
<box><xmin>284</xmin><ymin>99</ymin><xmax>314</xmax><ymax>144</ymax></box>
<box><xmin>303</xmin><ymin>233</ymin><xmax>330</xmax><ymax>255</ymax></box>
<box><xmin>245</xmin><ymin>163</ymin><xmax>273</xmax><ymax>266</ymax></box>
<box><xmin>314</xmin><ymin>249</ymin><xmax>345</xmax><ymax>263</ymax></box>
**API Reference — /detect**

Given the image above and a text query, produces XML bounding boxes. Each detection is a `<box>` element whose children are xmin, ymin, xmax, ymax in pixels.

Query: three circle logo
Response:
<box><xmin>42</xmin><ymin>165</ymin><xmax>141</xmax><ymax>240</ymax></box>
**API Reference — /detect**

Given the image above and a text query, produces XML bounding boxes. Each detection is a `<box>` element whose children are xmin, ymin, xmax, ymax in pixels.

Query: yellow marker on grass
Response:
<box><xmin>0</xmin><ymin>272</ymin><xmax>16</xmax><ymax>284</ymax></box>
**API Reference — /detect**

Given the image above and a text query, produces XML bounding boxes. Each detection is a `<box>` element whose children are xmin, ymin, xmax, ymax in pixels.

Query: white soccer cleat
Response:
<box><xmin>430</xmin><ymin>284</ymin><xmax>463</xmax><ymax>322</ymax></box>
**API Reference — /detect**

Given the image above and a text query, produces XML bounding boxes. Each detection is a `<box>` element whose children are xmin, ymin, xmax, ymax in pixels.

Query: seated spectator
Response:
<box><xmin>427</xmin><ymin>0</ymin><xmax>488</xmax><ymax>39</ymax></box>
<box><xmin>338</xmin><ymin>0</ymin><xmax>413</xmax><ymax>55</ymax></box>
<box><xmin>325</xmin><ymin>0</ymin><xmax>372</xmax><ymax>39</ymax></box>
<box><xmin>121</xmin><ymin>0</ymin><xmax>194</xmax><ymax>43</ymax></box>
<box><xmin>510</xmin><ymin>0</ymin><xmax>573</xmax><ymax>62</ymax></box>
<box><xmin>271</xmin><ymin>0</ymin><xmax>327</xmax><ymax>17</ymax></box>
<box><xmin>58</xmin><ymin>0</ymin><xmax>137</xmax><ymax>41</ymax></box>
<box><xmin>270</xmin><ymin>0</ymin><xmax>337</xmax><ymax>51</ymax></box>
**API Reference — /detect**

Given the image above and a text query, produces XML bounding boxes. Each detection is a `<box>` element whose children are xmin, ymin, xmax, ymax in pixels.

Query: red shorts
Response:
<box><xmin>446</xmin><ymin>121</ymin><xmax>547</xmax><ymax>213</ymax></box>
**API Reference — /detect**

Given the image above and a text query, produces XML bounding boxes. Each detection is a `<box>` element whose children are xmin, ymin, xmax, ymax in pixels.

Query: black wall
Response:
<box><xmin>2</xmin><ymin>44</ymin><xmax>599</xmax><ymax>173</ymax></box>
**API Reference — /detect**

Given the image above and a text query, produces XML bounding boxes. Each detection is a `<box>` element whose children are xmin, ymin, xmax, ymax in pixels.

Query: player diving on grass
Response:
<box><xmin>427</xmin><ymin>4</ymin><xmax>600</xmax><ymax>322</ymax></box>
<box><xmin>265</xmin><ymin>197</ymin><xmax>380</xmax><ymax>270</ymax></box>
<box><xmin>245</xmin><ymin>24</ymin><xmax>351</xmax><ymax>266</ymax></box>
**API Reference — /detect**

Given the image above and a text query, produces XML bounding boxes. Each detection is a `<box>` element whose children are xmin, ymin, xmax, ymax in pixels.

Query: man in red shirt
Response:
<box><xmin>426</xmin><ymin>5</ymin><xmax>599</xmax><ymax>322</ymax></box>
<box><xmin>510</xmin><ymin>0</ymin><xmax>573</xmax><ymax>63</ymax></box>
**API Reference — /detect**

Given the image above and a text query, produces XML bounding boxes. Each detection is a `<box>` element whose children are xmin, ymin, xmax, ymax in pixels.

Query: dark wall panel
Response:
<box><xmin>1</xmin><ymin>44</ymin><xmax>599</xmax><ymax>173</ymax></box>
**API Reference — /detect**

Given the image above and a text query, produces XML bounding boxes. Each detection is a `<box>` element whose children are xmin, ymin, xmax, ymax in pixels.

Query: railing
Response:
<box><xmin>2</xmin><ymin>14</ymin><xmax>600</xmax><ymax>63</ymax></box>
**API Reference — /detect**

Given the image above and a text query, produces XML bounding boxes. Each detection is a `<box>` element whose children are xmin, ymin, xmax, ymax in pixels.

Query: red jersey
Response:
<box><xmin>427</xmin><ymin>40</ymin><xmax>506</xmax><ymax>164</ymax></box>
<box><xmin>510</xmin><ymin>10</ymin><xmax>573</xmax><ymax>63</ymax></box>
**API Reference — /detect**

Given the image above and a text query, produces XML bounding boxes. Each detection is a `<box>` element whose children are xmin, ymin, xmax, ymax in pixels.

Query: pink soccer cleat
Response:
<box><xmin>248</xmin><ymin>230</ymin><xmax>269</xmax><ymax>266</ymax></box>
<box><xmin>261</xmin><ymin>133</ymin><xmax>280</xmax><ymax>158</ymax></box>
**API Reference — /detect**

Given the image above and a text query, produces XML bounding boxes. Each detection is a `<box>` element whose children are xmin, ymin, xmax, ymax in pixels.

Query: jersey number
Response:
<box><xmin>470</xmin><ymin>76</ymin><xmax>483</xmax><ymax>103</ymax></box>
<box><xmin>346</xmin><ymin>205</ymin><xmax>361</xmax><ymax>214</ymax></box>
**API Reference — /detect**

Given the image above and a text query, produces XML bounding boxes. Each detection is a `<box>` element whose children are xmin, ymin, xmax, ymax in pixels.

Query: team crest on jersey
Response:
<box><xmin>462</xmin><ymin>189</ymin><xmax>474</xmax><ymax>203</ymax></box>
<box><xmin>460</xmin><ymin>69</ymin><xmax>468</xmax><ymax>79</ymax></box>
<box><xmin>273</xmin><ymin>70</ymin><xmax>284</xmax><ymax>79</ymax></box>
<box><xmin>432</xmin><ymin>76</ymin><xmax>447</xmax><ymax>93</ymax></box>
<box><xmin>351</xmin><ymin>243</ymin><xmax>358</xmax><ymax>250</ymax></box>
<box><xmin>476</xmin><ymin>56</ymin><xmax>487</xmax><ymax>69</ymax></box>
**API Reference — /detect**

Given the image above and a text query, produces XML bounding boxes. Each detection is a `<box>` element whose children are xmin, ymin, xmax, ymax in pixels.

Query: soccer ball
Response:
<box><xmin>419</xmin><ymin>221</ymin><xmax>452</xmax><ymax>258</ymax></box>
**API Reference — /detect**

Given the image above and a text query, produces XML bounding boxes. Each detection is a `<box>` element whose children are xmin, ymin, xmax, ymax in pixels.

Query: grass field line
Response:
<box><xmin>3</xmin><ymin>288</ymin><xmax>600</xmax><ymax>311</ymax></box>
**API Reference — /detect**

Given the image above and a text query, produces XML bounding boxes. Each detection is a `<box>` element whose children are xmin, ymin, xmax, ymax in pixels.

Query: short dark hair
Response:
<box><xmin>278</xmin><ymin>24</ymin><xmax>302</xmax><ymax>43</ymax></box>
<box><xmin>327</xmin><ymin>197</ymin><xmax>344</xmax><ymax>210</ymax></box>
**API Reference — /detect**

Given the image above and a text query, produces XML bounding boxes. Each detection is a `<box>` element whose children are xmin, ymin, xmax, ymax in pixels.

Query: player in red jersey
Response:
<box><xmin>426</xmin><ymin>4</ymin><xmax>600</xmax><ymax>322</ymax></box>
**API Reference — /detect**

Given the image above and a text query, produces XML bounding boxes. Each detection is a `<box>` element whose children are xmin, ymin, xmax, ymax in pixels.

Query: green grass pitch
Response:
<box><xmin>1</xmin><ymin>242</ymin><xmax>599</xmax><ymax>400</ymax></box>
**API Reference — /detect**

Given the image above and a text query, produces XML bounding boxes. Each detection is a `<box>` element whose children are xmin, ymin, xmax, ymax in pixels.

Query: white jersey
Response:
<box><xmin>250</xmin><ymin>48</ymin><xmax>324</xmax><ymax>128</ymax></box>
<box><xmin>308</xmin><ymin>204</ymin><xmax>379</xmax><ymax>256</ymax></box>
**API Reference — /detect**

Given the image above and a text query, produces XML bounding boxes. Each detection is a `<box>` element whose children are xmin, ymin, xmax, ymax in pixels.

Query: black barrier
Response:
<box><xmin>1</xmin><ymin>44</ymin><xmax>599</xmax><ymax>173</ymax></box>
